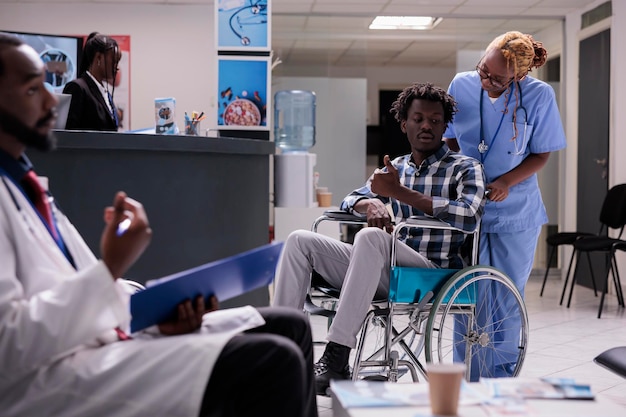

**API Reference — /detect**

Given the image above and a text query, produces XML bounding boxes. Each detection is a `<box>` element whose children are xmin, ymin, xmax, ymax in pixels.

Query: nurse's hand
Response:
<box><xmin>158</xmin><ymin>295</ymin><xmax>219</xmax><ymax>335</ymax></box>
<box><xmin>486</xmin><ymin>179</ymin><xmax>509</xmax><ymax>202</ymax></box>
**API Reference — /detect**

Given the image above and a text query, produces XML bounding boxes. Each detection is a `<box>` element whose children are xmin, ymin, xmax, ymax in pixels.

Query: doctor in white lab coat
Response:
<box><xmin>0</xmin><ymin>34</ymin><xmax>317</xmax><ymax>417</ymax></box>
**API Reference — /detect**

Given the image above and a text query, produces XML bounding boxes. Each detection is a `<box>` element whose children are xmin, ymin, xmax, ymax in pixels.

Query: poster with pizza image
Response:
<box><xmin>217</xmin><ymin>56</ymin><xmax>270</xmax><ymax>130</ymax></box>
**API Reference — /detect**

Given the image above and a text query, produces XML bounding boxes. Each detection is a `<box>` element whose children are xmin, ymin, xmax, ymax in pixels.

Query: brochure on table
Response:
<box><xmin>482</xmin><ymin>377</ymin><xmax>594</xmax><ymax>400</ymax></box>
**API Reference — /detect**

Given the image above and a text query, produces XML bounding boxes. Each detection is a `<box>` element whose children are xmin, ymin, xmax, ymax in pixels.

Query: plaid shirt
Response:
<box><xmin>341</xmin><ymin>144</ymin><xmax>486</xmax><ymax>269</ymax></box>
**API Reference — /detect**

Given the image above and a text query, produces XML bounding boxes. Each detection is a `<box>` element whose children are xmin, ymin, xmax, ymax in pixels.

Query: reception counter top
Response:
<box><xmin>51</xmin><ymin>130</ymin><xmax>275</xmax><ymax>155</ymax></box>
<box><xmin>28</xmin><ymin>130</ymin><xmax>274</xmax><ymax>307</ymax></box>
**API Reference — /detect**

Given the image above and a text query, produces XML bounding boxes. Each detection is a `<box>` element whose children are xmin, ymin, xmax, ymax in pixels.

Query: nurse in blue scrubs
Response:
<box><xmin>444</xmin><ymin>31</ymin><xmax>567</xmax><ymax>378</ymax></box>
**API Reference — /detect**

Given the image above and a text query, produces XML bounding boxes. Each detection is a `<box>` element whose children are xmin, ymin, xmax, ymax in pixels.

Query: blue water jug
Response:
<box><xmin>274</xmin><ymin>90</ymin><xmax>316</xmax><ymax>152</ymax></box>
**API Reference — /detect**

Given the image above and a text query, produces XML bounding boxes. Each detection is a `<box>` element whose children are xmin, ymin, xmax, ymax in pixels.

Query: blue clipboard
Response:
<box><xmin>129</xmin><ymin>241</ymin><xmax>283</xmax><ymax>332</ymax></box>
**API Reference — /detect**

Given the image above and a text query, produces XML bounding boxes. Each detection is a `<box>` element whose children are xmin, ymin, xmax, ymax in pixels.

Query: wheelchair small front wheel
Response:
<box><xmin>424</xmin><ymin>265</ymin><xmax>528</xmax><ymax>380</ymax></box>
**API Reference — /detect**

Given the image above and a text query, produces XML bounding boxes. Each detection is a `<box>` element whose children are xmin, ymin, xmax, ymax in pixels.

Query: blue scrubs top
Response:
<box><xmin>444</xmin><ymin>71</ymin><xmax>567</xmax><ymax>233</ymax></box>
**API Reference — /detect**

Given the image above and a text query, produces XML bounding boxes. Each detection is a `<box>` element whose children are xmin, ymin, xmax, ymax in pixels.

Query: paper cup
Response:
<box><xmin>317</xmin><ymin>192</ymin><xmax>332</xmax><ymax>207</ymax></box>
<box><xmin>426</xmin><ymin>363</ymin><xmax>466</xmax><ymax>416</ymax></box>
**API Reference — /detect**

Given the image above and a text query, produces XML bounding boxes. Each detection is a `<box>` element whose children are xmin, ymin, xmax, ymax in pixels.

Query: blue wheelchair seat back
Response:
<box><xmin>390</xmin><ymin>267</ymin><xmax>465</xmax><ymax>304</ymax></box>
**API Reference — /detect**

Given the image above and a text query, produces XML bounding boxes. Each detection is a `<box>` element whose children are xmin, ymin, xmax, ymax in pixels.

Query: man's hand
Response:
<box><xmin>101</xmin><ymin>191</ymin><xmax>152</xmax><ymax>279</ymax></box>
<box><xmin>371</xmin><ymin>155</ymin><xmax>401</xmax><ymax>198</ymax></box>
<box><xmin>158</xmin><ymin>295</ymin><xmax>219</xmax><ymax>336</ymax></box>
<box><xmin>356</xmin><ymin>198</ymin><xmax>393</xmax><ymax>234</ymax></box>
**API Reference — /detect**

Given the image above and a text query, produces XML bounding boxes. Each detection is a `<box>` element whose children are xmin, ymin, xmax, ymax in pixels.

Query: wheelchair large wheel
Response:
<box><xmin>424</xmin><ymin>265</ymin><xmax>528</xmax><ymax>380</ymax></box>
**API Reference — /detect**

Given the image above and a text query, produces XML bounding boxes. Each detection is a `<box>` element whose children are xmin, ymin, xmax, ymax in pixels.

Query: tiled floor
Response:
<box><xmin>313</xmin><ymin>272</ymin><xmax>626</xmax><ymax>417</ymax></box>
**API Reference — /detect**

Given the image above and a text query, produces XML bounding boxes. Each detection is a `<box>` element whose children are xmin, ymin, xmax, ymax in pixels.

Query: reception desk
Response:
<box><xmin>28</xmin><ymin>130</ymin><xmax>274</xmax><ymax>307</ymax></box>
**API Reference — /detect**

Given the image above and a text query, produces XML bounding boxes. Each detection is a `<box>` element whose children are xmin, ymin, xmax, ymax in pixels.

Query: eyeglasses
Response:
<box><xmin>476</xmin><ymin>65</ymin><xmax>514</xmax><ymax>89</ymax></box>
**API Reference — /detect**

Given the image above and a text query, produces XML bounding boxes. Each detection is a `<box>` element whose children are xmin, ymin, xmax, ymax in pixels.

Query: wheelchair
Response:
<box><xmin>304</xmin><ymin>210</ymin><xmax>529</xmax><ymax>382</ymax></box>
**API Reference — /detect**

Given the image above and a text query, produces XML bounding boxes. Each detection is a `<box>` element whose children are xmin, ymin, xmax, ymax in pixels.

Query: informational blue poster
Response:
<box><xmin>217</xmin><ymin>56</ymin><xmax>270</xmax><ymax>130</ymax></box>
<box><xmin>1</xmin><ymin>31</ymin><xmax>81</xmax><ymax>94</ymax></box>
<box><xmin>215</xmin><ymin>0</ymin><xmax>270</xmax><ymax>51</ymax></box>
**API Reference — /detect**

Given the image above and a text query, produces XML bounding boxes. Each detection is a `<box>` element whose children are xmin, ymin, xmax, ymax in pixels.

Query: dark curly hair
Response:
<box><xmin>389</xmin><ymin>82</ymin><xmax>457</xmax><ymax>125</ymax></box>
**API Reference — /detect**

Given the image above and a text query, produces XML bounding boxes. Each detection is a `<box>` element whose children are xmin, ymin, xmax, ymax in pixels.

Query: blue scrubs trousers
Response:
<box><xmin>454</xmin><ymin>227</ymin><xmax>541</xmax><ymax>380</ymax></box>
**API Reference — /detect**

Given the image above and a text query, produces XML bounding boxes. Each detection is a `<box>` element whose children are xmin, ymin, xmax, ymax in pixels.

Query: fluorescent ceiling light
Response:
<box><xmin>369</xmin><ymin>16</ymin><xmax>442</xmax><ymax>30</ymax></box>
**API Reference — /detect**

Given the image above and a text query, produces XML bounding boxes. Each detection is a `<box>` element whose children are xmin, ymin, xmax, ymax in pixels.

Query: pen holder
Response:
<box><xmin>185</xmin><ymin>119</ymin><xmax>201</xmax><ymax>136</ymax></box>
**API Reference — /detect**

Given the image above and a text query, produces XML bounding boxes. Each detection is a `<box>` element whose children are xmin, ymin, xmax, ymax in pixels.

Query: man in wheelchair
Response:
<box><xmin>273</xmin><ymin>82</ymin><xmax>487</xmax><ymax>395</ymax></box>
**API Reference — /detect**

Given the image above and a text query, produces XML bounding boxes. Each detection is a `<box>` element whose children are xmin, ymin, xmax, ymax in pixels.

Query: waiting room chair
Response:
<box><xmin>563</xmin><ymin>184</ymin><xmax>626</xmax><ymax>318</ymax></box>
<box><xmin>568</xmin><ymin>235</ymin><xmax>626</xmax><ymax>318</ymax></box>
<box><xmin>540</xmin><ymin>184</ymin><xmax>626</xmax><ymax>305</ymax></box>
<box><xmin>540</xmin><ymin>233</ymin><xmax>594</xmax><ymax>298</ymax></box>
<box><xmin>594</xmin><ymin>346</ymin><xmax>626</xmax><ymax>378</ymax></box>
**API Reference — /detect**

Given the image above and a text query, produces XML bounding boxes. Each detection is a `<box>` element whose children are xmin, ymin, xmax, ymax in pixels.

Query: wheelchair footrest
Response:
<box><xmin>304</xmin><ymin>294</ymin><xmax>337</xmax><ymax>318</ymax></box>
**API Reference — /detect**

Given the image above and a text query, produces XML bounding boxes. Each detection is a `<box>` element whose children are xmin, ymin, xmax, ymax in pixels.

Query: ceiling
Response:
<box><xmin>0</xmin><ymin>0</ymin><xmax>601</xmax><ymax>69</ymax></box>
<box><xmin>270</xmin><ymin>0</ymin><xmax>600</xmax><ymax>69</ymax></box>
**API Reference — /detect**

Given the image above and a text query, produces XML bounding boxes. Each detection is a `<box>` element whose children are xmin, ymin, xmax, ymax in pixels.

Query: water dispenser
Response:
<box><xmin>274</xmin><ymin>90</ymin><xmax>318</xmax><ymax>207</ymax></box>
<box><xmin>274</xmin><ymin>90</ymin><xmax>316</xmax><ymax>152</ymax></box>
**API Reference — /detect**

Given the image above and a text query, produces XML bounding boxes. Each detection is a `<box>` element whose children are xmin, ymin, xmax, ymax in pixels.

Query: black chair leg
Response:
<box><xmin>586</xmin><ymin>252</ymin><xmax>598</xmax><ymax>297</ymax></box>
<box><xmin>560</xmin><ymin>249</ymin><xmax>577</xmax><ymax>306</ymax></box>
<box><xmin>565</xmin><ymin>251</ymin><xmax>581</xmax><ymax>307</ymax></box>
<box><xmin>610</xmin><ymin>256</ymin><xmax>625</xmax><ymax>307</ymax></box>
<box><xmin>598</xmin><ymin>260</ymin><xmax>612</xmax><ymax>319</ymax></box>
<box><xmin>540</xmin><ymin>245</ymin><xmax>556</xmax><ymax>297</ymax></box>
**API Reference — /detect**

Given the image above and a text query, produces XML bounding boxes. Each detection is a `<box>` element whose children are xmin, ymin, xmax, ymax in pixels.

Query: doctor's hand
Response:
<box><xmin>158</xmin><ymin>295</ymin><xmax>219</xmax><ymax>335</ymax></box>
<box><xmin>486</xmin><ymin>179</ymin><xmax>510</xmax><ymax>202</ymax></box>
<box><xmin>101</xmin><ymin>191</ymin><xmax>152</xmax><ymax>279</ymax></box>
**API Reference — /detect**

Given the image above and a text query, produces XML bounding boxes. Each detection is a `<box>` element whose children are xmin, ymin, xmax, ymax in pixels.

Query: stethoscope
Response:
<box><xmin>478</xmin><ymin>82</ymin><xmax>528</xmax><ymax>161</ymax></box>
<box><xmin>228</xmin><ymin>0</ymin><xmax>268</xmax><ymax>46</ymax></box>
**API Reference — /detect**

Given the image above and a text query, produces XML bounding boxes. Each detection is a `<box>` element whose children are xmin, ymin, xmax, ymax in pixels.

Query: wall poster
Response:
<box><xmin>216</xmin><ymin>56</ymin><xmax>270</xmax><ymax>130</ymax></box>
<box><xmin>215</xmin><ymin>0</ymin><xmax>270</xmax><ymax>52</ymax></box>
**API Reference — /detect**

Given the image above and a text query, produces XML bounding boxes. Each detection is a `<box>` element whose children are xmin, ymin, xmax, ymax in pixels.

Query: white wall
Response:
<box><xmin>276</xmin><ymin>65</ymin><xmax>457</xmax><ymax>126</ymax></box>
<box><xmin>273</xmin><ymin>77</ymin><xmax>367</xmax><ymax>206</ymax></box>
<box><xmin>457</xmin><ymin>50</ymin><xmax>484</xmax><ymax>73</ymax></box>
<box><xmin>0</xmin><ymin>3</ymin><xmax>217</xmax><ymax>131</ymax></box>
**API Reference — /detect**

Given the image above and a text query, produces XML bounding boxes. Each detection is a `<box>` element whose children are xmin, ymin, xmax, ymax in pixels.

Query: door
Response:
<box><xmin>576</xmin><ymin>29</ymin><xmax>610</xmax><ymax>288</ymax></box>
<box><xmin>379</xmin><ymin>90</ymin><xmax>410</xmax><ymax>167</ymax></box>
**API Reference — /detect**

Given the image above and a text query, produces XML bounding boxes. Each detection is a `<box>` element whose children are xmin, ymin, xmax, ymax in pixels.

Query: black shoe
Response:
<box><xmin>314</xmin><ymin>342</ymin><xmax>352</xmax><ymax>396</ymax></box>
<box><xmin>314</xmin><ymin>359</ymin><xmax>351</xmax><ymax>396</ymax></box>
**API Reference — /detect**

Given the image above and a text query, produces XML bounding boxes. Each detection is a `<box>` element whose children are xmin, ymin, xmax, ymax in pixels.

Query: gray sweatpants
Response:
<box><xmin>273</xmin><ymin>227</ymin><xmax>435</xmax><ymax>349</ymax></box>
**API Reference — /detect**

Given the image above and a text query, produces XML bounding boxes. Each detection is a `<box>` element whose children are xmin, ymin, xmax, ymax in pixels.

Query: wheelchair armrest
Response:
<box><xmin>393</xmin><ymin>216</ymin><xmax>459</xmax><ymax>237</ymax></box>
<box><xmin>401</xmin><ymin>215</ymin><xmax>476</xmax><ymax>235</ymax></box>
<box><xmin>406</xmin><ymin>215</ymin><xmax>453</xmax><ymax>228</ymax></box>
<box><xmin>312</xmin><ymin>209</ymin><xmax>367</xmax><ymax>232</ymax></box>
<box><xmin>322</xmin><ymin>209</ymin><xmax>366</xmax><ymax>222</ymax></box>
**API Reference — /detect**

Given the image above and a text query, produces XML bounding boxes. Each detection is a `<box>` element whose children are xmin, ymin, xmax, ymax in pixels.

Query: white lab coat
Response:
<box><xmin>0</xmin><ymin>175</ymin><xmax>265</xmax><ymax>417</ymax></box>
